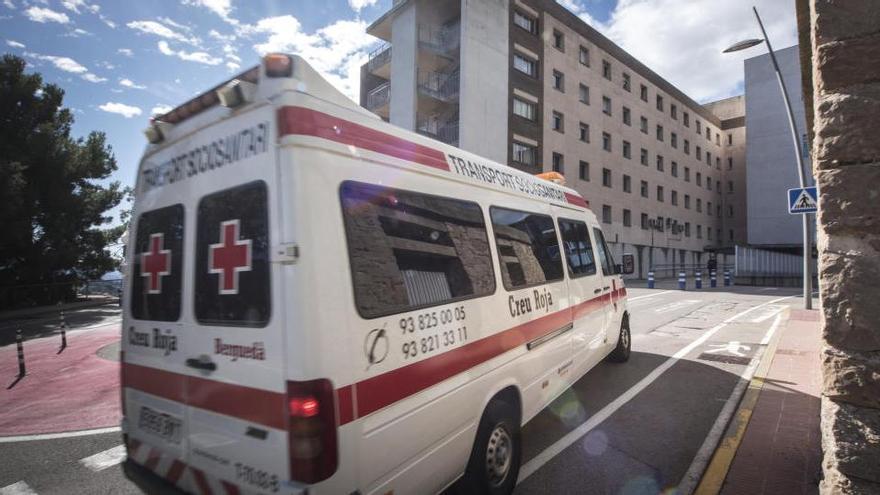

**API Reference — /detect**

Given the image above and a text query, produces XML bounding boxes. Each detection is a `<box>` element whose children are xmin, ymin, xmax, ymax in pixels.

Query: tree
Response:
<box><xmin>0</xmin><ymin>54</ymin><xmax>125</xmax><ymax>308</ymax></box>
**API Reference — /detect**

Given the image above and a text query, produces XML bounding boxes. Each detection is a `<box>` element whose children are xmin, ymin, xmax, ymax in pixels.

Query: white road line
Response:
<box><xmin>0</xmin><ymin>426</ymin><xmax>121</xmax><ymax>444</ymax></box>
<box><xmin>678</xmin><ymin>313</ymin><xmax>784</xmax><ymax>494</ymax></box>
<box><xmin>748</xmin><ymin>305</ymin><xmax>785</xmax><ymax>323</ymax></box>
<box><xmin>654</xmin><ymin>300</ymin><xmax>701</xmax><ymax>314</ymax></box>
<box><xmin>80</xmin><ymin>444</ymin><xmax>126</xmax><ymax>472</ymax></box>
<box><xmin>0</xmin><ymin>481</ymin><xmax>38</xmax><ymax>495</ymax></box>
<box><xmin>627</xmin><ymin>290</ymin><xmax>674</xmax><ymax>302</ymax></box>
<box><xmin>516</xmin><ymin>295</ymin><xmax>793</xmax><ymax>484</ymax></box>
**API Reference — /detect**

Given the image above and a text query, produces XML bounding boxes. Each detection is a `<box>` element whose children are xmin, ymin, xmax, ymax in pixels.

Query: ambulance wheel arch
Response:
<box><xmin>607</xmin><ymin>312</ymin><xmax>631</xmax><ymax>363</ymax></box>
<box><xmin>460</xmin><ymin>386</ymin><xmax>522</xmax><ymax>494</ymax></box>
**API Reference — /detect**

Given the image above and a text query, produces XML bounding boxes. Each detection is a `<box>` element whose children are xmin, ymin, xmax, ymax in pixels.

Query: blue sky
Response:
<box><xmin>2</xmin><ymin>0</ymin><xmax>796</xmax><ymax>226</ymax></box>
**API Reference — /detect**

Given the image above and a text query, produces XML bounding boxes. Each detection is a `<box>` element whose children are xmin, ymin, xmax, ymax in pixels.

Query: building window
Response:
<box><xmin>683</xmin><ymin>111</ymin><xmax>690</xmax><ymax>127</ymax></box>
<box><xmin>716</xmin><ymin>133</ymin><xmax>720</xmax><ymax>145</ymax></box>
<box><xmin>512</xmin><ymin>141</ymin><xmax>536</xmax><ymax>166</ymax></box>
<box><xmin>640</xmin><ymin>180</ymin><xmax>648</xmax><ymax>198</ymax></box>
<box><xmin>623</xmin><ymin>174</ymin><xmax>632</xmax><ymax>193</ymax></box>
<box><xmin>602</xmin><ymin>205</ymin><xmax>612</xmax><ymax>224</ymax></box>
<box><xmin>656</xmin><ymin>185</ymin><xmax>664</xmax><ymax>202</ymax></box>
<box><xmin>671</xmin><ymin>190</ymin><xmax>678</xmax><ymax>205</ymax></box>
<box><xmin>579</xmin><ymin>45</ymin><xmax>590</xmax><ymax>66</ymax></box>
<box><xmin>717</xmin><ymin>205</ymin><xmax>722</xmax><ymax>217</ymax></box>
<box><xmin>706</xmin><ymin>151</ymin><xmax>712</xmax><ymax>166</ymax></box>
<box><xmin>696</xmin><ymin>145</ymin><xmax>702</xmax><ymax>160</ymax></box>
<box><xmin>579</xmin><ymin>122</ymin><xmax>589</xmax><ymax>142</ymax></box>
<box><xmin>728</xmin><ymin>157</ymin><xmax>733</xmax><ymax>170</ymax></box>
<box><xmin>684</xmin><ymin>139</ymin><xmax>690</xmax><ymax>155</ymax></box>
<box><xmin>697</xmin><ymin>172</ymin><xmax>703</xmax><ymax>186</ymax></box>
<box><xmin>623</xmin><ymin>209</ymin><xmax>632</xmax><ymax>227</ymax></box>
<box><xmin>640</xmin><ymin>116</ymin><xmax>648</xmax><ymax>134</ymax></box>
<box><xmin>656</xmin><ymin>154</ymin><xmax>664</xmax><ymax>172</ymax></box>
<box><xmin>709</xmin><ymin>180</ymin><xmax>714</xmax><ymax>191</ymax></box>
<box><xmin>602</xmin><ymin>168</ymin><xmax>612</xmax><ymax>187</ymax></box>
<box><xmin>640</xmin><ymin>84</ymin><xmax>648</xmax><ymax>102</ymax></box>
<box><xmin>716</xmin><ymin>157</ymin><xmax>721</xmax><ymax>169</ymax></box>
<box><xmin>623</xmin><ymin>106</ymin><xmax>631</xmax><ymax>125</ymax></box>
<box><xmin>552</xmin><ymin>111</ymin><xmax>564</xmax><ymax>132</ymax></box>
<box><xmin>602</xmin><ymin>96</ymin><xmax>612</xmax><ymax>115</ymax></box>
<box><xmin>728</xmin><ymin>180</ymin><xmax>734</xmax><ymax>193</ymax></box>
<box><xmin>671</xmin><ymin>132</ymin><xmax>678</xmax><ymax>148</ymax></box>
<box><xmin>684</xmin><ymin>167</ymin><xmax>690</xmax><ymax>182</ymax></box>
<box><xmin>706</xmin><ymin>126</ymin><xmax>711</xmax><ymax>140</ymax></box>
<box><xmin>602</xmin><ymin>59</ymin><xmax>611</xmax><ymax>80</ymax></box>
<box><xmin>671</xmin><ymin>161</ymin><xmax>678</xmax><ymax>177</ymax></box>
<box><xmin>696</xmin><ymin>198</ymin><xmax>702</xmax><ymax>212</ymax></box>
<box><xmin>579</xmin><ymin>160</ymin><xmax>589</xmax><ymax>181</ymax></box>
<box><xmin>685</xmin><ymin>222</ymin><xmax>691</xmax><ymax>237</ymax></box>
<box><xmin>656</xmin><ymin>124</ymin><xmax>664</xmax><ymax>142</ymax></box>
<box><xmin>579</xmin><ymin>83</ymin><xmax>590</xmax><ymax>104</ymax></box>
<box><xmin>622</xmin><ymin>140</ymin><xmax>631</xmax><ymax>159</ymax></box>
<box><xmin>513</xmin><ymin>53</ymin><xmax>536</xmax><ymax>77</ymax></box>
<box><xmin>671</xmin><ymin>104</ymin><xmax>677</xmax><ymax>119</ymax></box>
<box><xmin>641</xmin><ymin>213</ymin><xmax>649</xmax><ymax>229</ymax></box>
<box><xmin>640</xmin><ymin>148</ymin><xmax>648</xmax><ymax>166</ymax></box>
<box><xmin>696</xmin><ymin>120</ymin><xmax>702</xmax><ymax>134</ymax></box>
<box><xmin>728</xmin><ymin>134</ymin><xmax>733</xmax><ymax>145</ymax></box>
<box><xmin>729</xmin><ymin>229</ymin><xmax>734</xmax><ymax>242</ymax></box>
<box><xmin>552</xmin><ymin>29</ymin><xmax>564</xmax><ymax>51</ymax></box>
<box><xmin>707</xmin><ymin>201</ymin><xmax>712</xmax><ymax>215</ymax></box>
<box><xmin>697</xmin><ymin>225</ymin><xmax>702</xmax><ymax>239</ymax></box>
<box><xmin>602</xmin><ymin>132</ymin><xmax>611</xmax><ymax>152</ymax></box>
<box><xmin>623</xmin><ymin>72</ymin><xmax>631</xmax><ymax>92</ymax></box>
<box><xmin>552</xmin><ymin>152</ymin><xmax>564</xmax><ymax>173</ymax></box>
<box><xmin>656</xmin><ymin>94</ymin><xmax>664</xmax><ymax>111</ymax></box>
<box><xmin>684</xmin><ymin>194</ymin><xmax>691</xmax><ymax>209</ymax></box>
<box><xmin>512</xmin><ymin>97</ymin><xmax>535</xmax><ymax>121</ymax></box>
<box><xmin>552</xmin><ymin>70</ymin><xmax>564</xmax><ymax>91</ymax></box>
<box><xmin>513</xmin><ymin>10</ymin><xmax>536</xmax><ymax>34</ymax></box>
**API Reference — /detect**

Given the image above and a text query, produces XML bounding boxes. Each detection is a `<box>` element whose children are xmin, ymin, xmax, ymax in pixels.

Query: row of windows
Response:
<box><xmin>341</xmin><ymin>181</ymin><xmax>616</xmax><ymax>319</ymax></box>
<box><xmin>600</xmin><ymin>207</ymin><xmax>733</xmax><ymax>241</ymax></box>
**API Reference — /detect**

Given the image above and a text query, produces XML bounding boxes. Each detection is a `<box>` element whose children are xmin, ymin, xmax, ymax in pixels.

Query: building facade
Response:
<box><xmin>361</xmin><ymin>0</ymin><xmax>748</xmax><ymax>278</ymax></box>
<box><xmin>744</xmin><ymin>44</ymin><xmax>812</xmax><ymax>249</ymax></box>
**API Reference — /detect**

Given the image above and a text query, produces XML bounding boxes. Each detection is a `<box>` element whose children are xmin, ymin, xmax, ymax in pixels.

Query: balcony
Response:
<box><xmin>367</xmin><ymin>42</ymin><xmax>392</xmax><ymax>77</ymax></box>
<box><xmin>418</xmin><ymin>22</ymin><xmax>460</xmax><ymax>57</ymax></box>
<box><xmin>366</xmin><ymin>82</ymin><xmax>390</xmax><ymax>115</ymax></box>
<box><xmin>417</xmin><ymin>115</ymin><xmax>459</xmax><ymax>147</ymax></box>
<box><xmin>417</xmin><ymin>68</ymin><xmax>459</xmax><ymax>103</ymax></box>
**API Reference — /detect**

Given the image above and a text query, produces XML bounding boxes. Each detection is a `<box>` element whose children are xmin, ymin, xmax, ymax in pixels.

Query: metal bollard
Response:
<box><xmin>678</xmin><ymin>271</ymin><xmax>686</xmax><ymax>290</ymax></box>
<box><xmin>647</xmin><ymin>271</ymin><xmax>655</xmax><ymax>289</ymax></box>
<box><xmin>710</xmin><ymin>270</ymin><xmax>717</xmax><ymax>288</ymax></box>
<box><xmin>16</xmin><ymin>329</ymin><xmax>26</xmax><ymax>377</ymax></box>
<box><xmin>695</xmin><ymin>270</ymin><xmax>702</xmax><ymax>289</ymax></box>
<box><xmin>724</xmin><ymin>270</ymin><xmax>731</xmax><ymax>287</ymax></box>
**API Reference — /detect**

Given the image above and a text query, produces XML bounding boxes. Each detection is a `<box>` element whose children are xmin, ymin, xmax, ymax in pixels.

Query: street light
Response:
<box><xmin>723</xmin><ymin>6</ymin><xmax>813</xmax><ymax>309</ymax></box>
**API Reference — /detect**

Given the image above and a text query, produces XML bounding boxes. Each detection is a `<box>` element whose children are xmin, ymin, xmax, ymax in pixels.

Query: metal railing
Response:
<box><xmin>367</xmin><ymin>43</ymin><xmax>392</xmax><ymax>72</ymax></box>
<box><xmin>735</xmin><ymin>245</ymin><xmax>806</xmax><ymax>276</ymax></box>
<box><xmin>366</xmin><ymin>82</ymin><xmax>391</xmax><ymax>110</ymax></box>
<box><xmin>417</xmin><ymin>115</ymin><xmax>459</xmax><ymax>146</ymax></box>
<box><xmin>417</xmin><ymin>68</ymin><xmax>460</xmax><ymax>102</ymax></box>
<box><xmin>418</xmin><ymin>22</ymin><xmax>460</xmax><ymax>54</ymax></box>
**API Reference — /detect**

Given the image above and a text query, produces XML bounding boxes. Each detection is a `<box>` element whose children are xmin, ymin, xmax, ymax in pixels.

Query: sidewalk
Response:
<box><xmin>0</xmin><ymin>322</ymin><xmax>121</xmax><ymax>436</ymax></box>
<box><xmin>698</xmin><ymin>309</ymin><xmax>823</xmax><ymax>494</ymax></box>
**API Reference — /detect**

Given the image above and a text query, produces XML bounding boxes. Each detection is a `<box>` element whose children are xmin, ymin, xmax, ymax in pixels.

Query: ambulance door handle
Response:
<box><xmin>186</xmin><ymin>356</ymin><xmax>217</xmax><ymax>372</ymax></box>
<box><xmin>593</xmin><ymin>288</ymin><xmax>602</xmax><ymax>294</ymax></box>
<box><xmin>603</xmin><ymin>286</ymin><xmax>610</xmax><ymax>291</ymax></box>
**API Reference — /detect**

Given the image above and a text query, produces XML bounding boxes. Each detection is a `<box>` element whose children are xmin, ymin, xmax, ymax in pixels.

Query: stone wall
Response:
<box><xmin>806</xmin><ymin>1</ymin><xmax>880</xmax><ymax>492</ymax></box>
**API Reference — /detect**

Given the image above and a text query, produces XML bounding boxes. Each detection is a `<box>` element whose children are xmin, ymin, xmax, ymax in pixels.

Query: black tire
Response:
<box><xmin>607</xmin><ymin>317</ymin><xmax>631</xmax><ymax>363</ymax></box>
<box><xmin>459</xmin><ymin>399</ymin><xmax>521</xmax><ymax>495</ymax></box>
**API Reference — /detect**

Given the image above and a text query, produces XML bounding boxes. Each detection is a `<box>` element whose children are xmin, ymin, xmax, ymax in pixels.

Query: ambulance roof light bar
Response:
<box><xmin>535</xmin><ymin>171</ymin><xmax>566</xmax><ymax>186</ymax></box>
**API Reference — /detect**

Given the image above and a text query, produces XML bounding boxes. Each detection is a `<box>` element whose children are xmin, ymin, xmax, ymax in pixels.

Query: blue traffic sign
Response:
<box><xmin>788</xmin><ymin>186</ymin><xmax>818</xmax><ymax>214</ymax></box>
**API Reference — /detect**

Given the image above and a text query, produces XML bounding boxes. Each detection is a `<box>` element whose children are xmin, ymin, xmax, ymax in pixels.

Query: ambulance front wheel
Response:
<box><xmin>607</xmin><ymin>315</ymin><xmax>631</xmax><ymax>363</ymax></box>
<box><xmin>460</xmin><ymin>397</ymin><xmax>521</xmax><ymax>495</ymax></box>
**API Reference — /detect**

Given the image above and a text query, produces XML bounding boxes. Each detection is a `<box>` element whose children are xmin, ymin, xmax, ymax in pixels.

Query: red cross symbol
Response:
<box><xmin>209</xmin><ymin>219</ymin><xmax>252</xmax><ymax>295</ymax></box>
<box><xmin>141</xmin><ymin>233</ymin><xmax>171</xmax><ymax>294</ymax></box>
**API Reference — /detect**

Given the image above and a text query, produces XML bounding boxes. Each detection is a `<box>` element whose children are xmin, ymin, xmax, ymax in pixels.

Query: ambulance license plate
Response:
<box><xmin>138</xmin><ymin>406</ymin><xmax>182</xmax><ymax>444</ymax></box>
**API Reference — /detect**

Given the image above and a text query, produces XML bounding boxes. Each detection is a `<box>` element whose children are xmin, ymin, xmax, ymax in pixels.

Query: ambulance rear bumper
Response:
<box><xmin>123</xmin><ymin>458</ymin><xmax>187</xmax><ymax>495</ymax></box>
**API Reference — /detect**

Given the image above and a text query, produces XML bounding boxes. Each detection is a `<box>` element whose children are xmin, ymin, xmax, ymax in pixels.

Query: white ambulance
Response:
<box><xmin>121</xmin><ymin>54</ymin><xmax>634</xmax><ymax>495</ymax></box>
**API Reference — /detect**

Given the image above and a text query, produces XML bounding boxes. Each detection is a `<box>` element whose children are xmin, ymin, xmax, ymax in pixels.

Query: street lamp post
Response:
<box><xmin>723</xmin><ymin>6</ymin><xmax>813</xmax><ymax>309</ymax></box>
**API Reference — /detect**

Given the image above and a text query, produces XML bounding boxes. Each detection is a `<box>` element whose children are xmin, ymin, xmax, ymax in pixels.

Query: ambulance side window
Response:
<box><xmin>195</xmin><ymin>181</ymin><xmax>270</xmax><ymax>327</ymax></box>
<box><xmin>558</xmin><ymin>218</ymin><xmax>597</xmax><ymax>277</ymax></box>
<box><xmin>592</xmin><ymin>227</ymin><xmax>615</xmax><ymax>276</ymax></box>
<box><xmin>131</xmin><ymin>204</ymin><xmax>184</xmax><ymax>322</ymax></box>
<box><xmin>490</xmin><ymin>207</ymin><xmax>564</xmax><ymax>290</ymax></box>
<box><xmin>340</xmin><ymin>181</ymin><xmax>496</xmax><ymax>319</ymax></box>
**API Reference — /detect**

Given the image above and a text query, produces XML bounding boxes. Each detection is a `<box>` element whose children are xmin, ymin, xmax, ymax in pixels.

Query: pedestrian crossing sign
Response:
<box><xmin>788</xmin><ymin>186</ymin><xmax>818</xmax><ymax>214</ymax></box>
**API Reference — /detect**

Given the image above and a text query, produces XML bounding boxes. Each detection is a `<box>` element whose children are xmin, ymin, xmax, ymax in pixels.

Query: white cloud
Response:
<box><xmin>226</xmin><ymin>61</ymin><xmax>240</xmax><ymax>71</ymax></box>
<box><xmin>120</xmin><ymin>78</ymin><xmax>146</xmax><ymax>89</ymax></box>
<box><xmin>127</xmin><ymin>20</ymin><xmax>196</xmax><ymax>45</ymax></box>
<box><xmin>208</xmin><ymin>29</ymin><xmax>235</xmax><ymax>42</ymax></box>
<box><xmin>6</xmin><ymin>39</ymin><xmax>25</xmax><ymax>48</ymax></box>
<box><xmin>25</xmin><ymin>51</ymin><xmax>106</xmax><ymax>83</ymax></box>
<box><xmin>157</xmin><ymin>16</ymin><xmax>191</xmax><ymax>32</ymax></box>
<box><xmin>184</xmin><ymin>0</ymin><xmax>237</xmax><ymax>25</ymax></box>
<box><xmin>157</xmin><ymin>40</ymin><xmax>222</xmax><ymax>65</ymax></box>
<box><xmin>3</xmin><ymin>0</ymin><xmax>14</xmax><ymax>10</ymax></box>
<box><xmin>151</xmin><ymin>104</ymin><xmax>173</xmax><ymax>116</ymax></box>
<box><xmin>117</xmin><ymin>48</ymin><xmax>133</xmax><ymax>57</ymax></box>
<box><xmin>251</xmin><ymin>16</ymin><xmax>376</xmax><ymax>101</ymax></box>
<box><xmin>81</xmin><ymin>73</ymin><xmax>106</xmax><ymax>83</ymax></box>
<box><xmin>348</xmin><ymin>0</ymin><xmax>378</xmax><ymax>12</ymax></box>
<box><xmin>61</xmin><ymin>0</ymin><xmax>99</xmax><ymax>14</ymax></box>
<box><xmin>99</xmin><ymin>14</ymin><xmax>115</xmax><ymax>28</ymax></box>
<box><xmin>557</xmin><ymin>0</ymin><xmax>797</xmax><ymax>102</ymax></box>
<box><xmin>99</xmin><ymin>102</ymin><xmax>142</xmax><ymax>118</ymax></box>
<box><xmin>25</xmin><ymin>6</ymin><xmax>70</xmax><ymax>23</ymax></box>
<box><xmin>65</xmin><ymin>27</ymin><xmax>91</xmax><ymax>37</ymax></box>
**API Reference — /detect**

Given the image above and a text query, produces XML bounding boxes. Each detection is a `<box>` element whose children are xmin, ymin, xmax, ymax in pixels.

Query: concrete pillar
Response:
<box><xmin>806</xmin><ymin>1</ymin><xmax>880</xmax><ymax>492</ymax></box>
<box><xmin>389</xmin><ymin>1</ymin><xmax>418</xmax><ymax>130</ymax></box>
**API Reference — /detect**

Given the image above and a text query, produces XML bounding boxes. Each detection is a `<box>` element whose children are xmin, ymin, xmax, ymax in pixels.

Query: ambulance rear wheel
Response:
<box><xmin>461</xmin><ymin>398</ymin><xmax>521</xmax><ymax>495</ymax></box>
<box><xmin>607</xmin><ymin>316</ymin><xmax>631</xmax><ymax>363</ymax></box>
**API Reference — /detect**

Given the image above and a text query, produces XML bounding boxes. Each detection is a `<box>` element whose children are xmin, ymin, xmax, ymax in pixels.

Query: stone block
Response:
<box><xmin>815</xmin><ymin>165</ymin><xmax>880</xmax><ymax>234</ymax></box>
<box><xmin>820</xmin><ymin>467</ymin><xmax>880</xmax><ymax>494</ymax></box>
<box><xmin>822</xmin><ymin>347</ymin><xmax>880</xmax><ymax>408</ymax></box>
<box><xmin>818</xmin><ymin>243</ymin><xmax>880</xmax><ymax>352</ymax></box>
<box><xmin>812</xmin><ymin>0</ymin><xmax>880</xmax><ymax>46</ymax></box>
<box><xmin>812</xmin><ymin>87</ymin><xmax>880</xmax><ymax>168</ymax></box>
<box><xmin>821</xmin><ymin>397</ymin><xmax>880</xmax><ymax>485</ymax></box>
<box><xmin>815</xmin><ymin>34</ymin><xmax>880</xmax><ymax>93</ymax></box>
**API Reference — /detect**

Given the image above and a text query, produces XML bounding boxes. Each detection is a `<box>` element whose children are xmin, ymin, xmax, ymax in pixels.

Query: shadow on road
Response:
<box><xmin>0</xmin><ymin>305</ymin><xmax>120</xmax><ymax>346</ymax></box>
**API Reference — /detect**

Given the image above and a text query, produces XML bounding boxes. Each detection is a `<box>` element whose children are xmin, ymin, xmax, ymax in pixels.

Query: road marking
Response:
<box><xmin>627</xmin><ymin>290</ymin><xmax>674</xmax><ymax>302</ymax></box>
<box><xmin>516</xmin><ymin>295</ymin><xmax>793</xmax><ymax>485</ymax></box>
<box><xmin>682</xmin><ymin>312</ymin><xmax>785</xmax><ymax>495</ymax></box>
<box><xmin>0</xmin><ymin>481</ymin><xmax>38</xmax><ymax>495</ymax></box>
<box><xmin>747</xmin><ymin>305</ymin><xmax>785</xmax><ymax>323</ymax></box>
<box><xmin>80</xmin><ymin>444</ymin><xmax>126</xmax><ymax>472</ymax></box>
<box><xmin>654</xmin><ymin>299</ymin><xmax>701</xmax><ymax>313</ymax></box>
<box><xmin>0</xmin><ymin>426</ymin><xmax>121</xmax><ymax>444</ymax></box>
<box><xmin>704</xmin><ymin>341</ymin><xmax>751</xmax><ymax>357</ymax></box>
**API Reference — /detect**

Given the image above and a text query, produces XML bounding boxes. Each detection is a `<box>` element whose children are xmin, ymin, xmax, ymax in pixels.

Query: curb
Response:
<box><xmin>691</xmin><ymin>308</ymin><xmax>790</xmax><ymax>495</ymax></box>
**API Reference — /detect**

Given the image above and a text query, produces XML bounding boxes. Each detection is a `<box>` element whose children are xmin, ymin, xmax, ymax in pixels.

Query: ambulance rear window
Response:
<box><xmin>195</xmin><ymin>181</ymin><xmax>270</xmax><ymax>327</ymax></box>
<box><xmin>340</xmin><ymin>181</ymin><xmax>496</xmax><ymax>319</ymax></box>
<box><xmin>131</xmin><ymin>204</ymin><xmax>184</xmax><ymax>322</ymax></box>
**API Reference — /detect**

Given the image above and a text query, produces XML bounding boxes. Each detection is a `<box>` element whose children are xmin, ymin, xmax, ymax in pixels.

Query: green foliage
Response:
<box><xmin>0</xmin><ymin>54</ymin><xmax>125</xmax><ymax>307</ymax></box>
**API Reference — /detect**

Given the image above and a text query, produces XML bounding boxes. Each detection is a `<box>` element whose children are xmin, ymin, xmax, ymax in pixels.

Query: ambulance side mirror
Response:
<box><xmin>620</xmin><ymin>254</ymin><xmax>635</xmax><ymax>275</ymax></box>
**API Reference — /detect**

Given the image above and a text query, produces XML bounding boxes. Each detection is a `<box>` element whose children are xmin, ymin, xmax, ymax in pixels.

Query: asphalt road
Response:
<box><xmin>0</xmin><ymin>286</ymin><xmax>812</xmax><ymax>495</ymax></box>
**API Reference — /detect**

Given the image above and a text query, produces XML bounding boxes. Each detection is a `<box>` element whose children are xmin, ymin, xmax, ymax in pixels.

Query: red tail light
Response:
<box><xmin>287</xmin><ymin>379</ymin><xmax>338</xmax><ymax>483</ymax></box>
